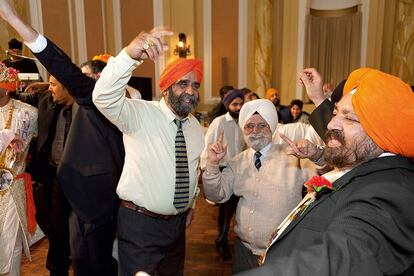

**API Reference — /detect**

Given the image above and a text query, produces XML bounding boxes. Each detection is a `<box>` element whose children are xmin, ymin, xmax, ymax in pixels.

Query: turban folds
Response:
<box><xmin>343</xmin><ymin>67</ymin><xmax>414</xmax><ymax>158</ymax></box>
<box><xmin>93</xmin><ymin>54</ymin><xmax>112</xmax><ymax>63</ymax></box>
<box><xmin>239</xmin><ymin>99</ymin><xmax>278</xmax><ymax>133</ymax></box>
<box><xmin>223</xmin><ymin>89</ymin><xmax>244</xmax><ymax>110</ymax></box>
<box><xmin>159</xmin><ymin>58</ymin><xmax>202</xmax><ymax>92</ymax></box>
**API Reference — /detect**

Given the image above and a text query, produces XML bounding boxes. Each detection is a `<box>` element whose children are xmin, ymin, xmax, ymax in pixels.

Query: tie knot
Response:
<box><xmin>174</xmin><ymin>118</ymin><xmax>187</xmax><ymax>129</ymax></box>
<box><xmin>254</xmin><ymin>151</ymin><xmax>262</xmax><ymax>159</ymax></box>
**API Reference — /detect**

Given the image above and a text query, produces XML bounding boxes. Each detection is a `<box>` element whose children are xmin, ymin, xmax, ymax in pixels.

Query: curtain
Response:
<box><xmin>305</xmin><ymin>7</ymin><xmax>361</xmax><ymax>99</ymax></box>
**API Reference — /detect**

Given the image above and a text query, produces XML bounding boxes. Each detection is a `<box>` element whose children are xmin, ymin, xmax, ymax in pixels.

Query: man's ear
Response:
<box><xmin>162</xmin><ymin>89</ymin><xmax>168</xmax><ymax>97</ymax></box>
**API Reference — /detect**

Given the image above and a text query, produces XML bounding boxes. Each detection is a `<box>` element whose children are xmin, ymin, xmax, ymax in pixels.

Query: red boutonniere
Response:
<box><xmin>304</xmin><ymin>175</ymin><xmax>335</xmax><ymax>195</ymax></box>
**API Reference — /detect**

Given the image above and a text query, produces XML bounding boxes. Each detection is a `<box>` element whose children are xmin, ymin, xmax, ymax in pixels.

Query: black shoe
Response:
<box><xmin>216</xmin><ymin>244</ymin><xmax>232</xmax><ymax>261</ymax></box>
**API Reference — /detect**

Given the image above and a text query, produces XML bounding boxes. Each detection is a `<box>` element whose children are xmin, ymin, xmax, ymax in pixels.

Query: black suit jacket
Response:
<box><xmin>239</xmin><ymin>156</ymin><xmax>414</xmax><ymax>276</ymax></box>
<box><xmin>17</xmin><ymin>91</ymin><xmax>60</xmax><ymax>182</ymax></box>
<box><xmin>32</xmin><ymin>39</ymin><xmax>125</xmax><ymax>224</ymax></box>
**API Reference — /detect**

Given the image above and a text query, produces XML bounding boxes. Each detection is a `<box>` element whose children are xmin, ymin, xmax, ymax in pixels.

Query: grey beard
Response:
<box><xmin>245</xmin><ymin>133</ymin><xmax>272</xmax><ymax>151</ymax></box>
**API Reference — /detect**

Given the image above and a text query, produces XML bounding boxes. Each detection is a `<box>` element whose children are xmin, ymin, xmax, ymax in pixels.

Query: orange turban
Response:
<box><xmin>265</xmin><ymin>88</ymin><xmax>279</xmax><ymax>99</ymax></box>
<box><xmin>92</xmin><ymin>54</ymin><xmax>112</xmax><ymax>63</ymax></box>
<box><xmin>0</xmin><ymin>62</ymin><xmax>19</xmax><ymax>92</ymax></box>
<box><xmin>343</xmin><ymin>68</ymin><xmax>414</xmax><ymax>158</ymax></box>
<box><xmin>159</xmin><ymin>58</ymin><xmax>202</xmax><ymax>92</ymax></box>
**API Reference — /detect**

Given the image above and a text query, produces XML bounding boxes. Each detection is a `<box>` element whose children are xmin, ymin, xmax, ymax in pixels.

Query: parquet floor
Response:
<box><xmin>21</xmin><ymin>192</ymin><xmax>235</xmax><ymax>275</ymax></box>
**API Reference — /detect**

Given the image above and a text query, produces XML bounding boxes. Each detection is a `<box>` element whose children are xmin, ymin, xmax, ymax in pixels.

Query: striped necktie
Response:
<box><xmin>173</xmin><ymin>119</ymin><xmax>190</xmax><ymax>212</ymax></box>
<box><xmin>254</xmin><ymin>151</ymin><xmax>262</xmax><ymax>171</ymax></box>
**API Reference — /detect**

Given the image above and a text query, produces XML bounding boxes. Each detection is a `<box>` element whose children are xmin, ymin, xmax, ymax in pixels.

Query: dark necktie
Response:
<box><xmin>254</xmin><ymin>151</ymin><xmax>262</xmax><ymax>171</ymax></box>
<box><xmin>173</xmin><ymin>119</ymin><xmax>190</xmax><ymax>212</ymax></box>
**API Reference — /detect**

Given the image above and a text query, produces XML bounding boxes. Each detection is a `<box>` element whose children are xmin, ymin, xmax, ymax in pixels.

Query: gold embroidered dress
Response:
<box><xmin>0</xmin><ymin>98</ymin><xmax>38</xmax><ymax>274</ymax></box>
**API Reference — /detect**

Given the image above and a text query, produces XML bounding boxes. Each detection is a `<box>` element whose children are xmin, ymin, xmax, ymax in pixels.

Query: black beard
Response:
<box><xmin>168</xmin><ymin>87</ymin><xmax>198</xmax><ymax>117</ymax></box>
<box><xmin>324</xmin><ymin>129</ymin><xmax>379</xmax><ymax>169</ymax></box>
<box><xmin>229</xmin><ymin>110</ymin><xmax>239</xmax><ymax>120</ymax></box>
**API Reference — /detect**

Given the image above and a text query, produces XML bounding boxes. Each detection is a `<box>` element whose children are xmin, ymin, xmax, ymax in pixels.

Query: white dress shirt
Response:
<box><xmin>92</xmin><ymin>49</ymin><xmax>204</xmax><ymax>215</ymax></box>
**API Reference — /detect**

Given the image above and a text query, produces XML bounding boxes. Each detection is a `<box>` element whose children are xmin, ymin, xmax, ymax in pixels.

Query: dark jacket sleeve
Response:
<box><xmin>308</xmin><ymin>99</ymin><xmax>334</xmax><ymax>139</ymax></box>
<box><xmin>31</xmin><ymin>38</ymin><xmax>95</xmax><ymax>106</ymax></box>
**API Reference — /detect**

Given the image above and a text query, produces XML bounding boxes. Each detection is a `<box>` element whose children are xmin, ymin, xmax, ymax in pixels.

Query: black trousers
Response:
<box><xmin>232</xmin><ymin>237</ymin><xmax>259</xmax><ymax>274</ymax></box>
<box><xmin>216</xmin><ymin>194</ymin><xmax>239</xmax><ymax>247</ymax></box>
<box><xmin>117</xmin><ymin>204</ymin><xmax>187</xmax><ymax>276</ymax></box>
<box><xmin>33</xmin><ymin>167</ymin><xmax>71</xmax><ymax>276</ymax></box>
<box><xmin>69</xmin><ymin>212</ymin><xmax>118</xmax><ymax>276</ymax></box>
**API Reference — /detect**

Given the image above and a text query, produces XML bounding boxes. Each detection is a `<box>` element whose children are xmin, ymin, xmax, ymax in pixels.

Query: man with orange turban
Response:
<box><xmin>93</xmin><ymin>29</ymin><xmax>205</xmax><ymax>275</ymax></box>
<box><xmin>240</xmin><ymin>68</ymin><xmax>414</xmax><ymax>275</ymax></box>
<box><xmin>265</xmin><ymin>87</ymin><xmax>290</xmax><ymax>123</ymax></box>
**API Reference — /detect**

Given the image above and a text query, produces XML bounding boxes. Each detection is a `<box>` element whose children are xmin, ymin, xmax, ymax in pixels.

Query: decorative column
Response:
<box><xmin>254</xmin><ymin>0</ymin><xmax>273</xmax><ymax>97</ymax></box>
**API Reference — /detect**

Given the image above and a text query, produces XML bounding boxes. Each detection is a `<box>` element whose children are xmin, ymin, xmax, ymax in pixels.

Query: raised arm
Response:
<box><xmin>0</xmin><ymin>0</ymin><xmax>96</xmax><ymax>105</ymax></box>
<box><xmin>92</xmin><ymin>28</ymin><xmax>172</xmax><ymax>132</ymax></box>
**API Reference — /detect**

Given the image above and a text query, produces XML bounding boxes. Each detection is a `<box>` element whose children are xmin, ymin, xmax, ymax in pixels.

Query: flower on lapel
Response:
<box><xmin>304</xmin><ymin>175</ymin><xmax>335</xmax><ymax>194</ymax></box>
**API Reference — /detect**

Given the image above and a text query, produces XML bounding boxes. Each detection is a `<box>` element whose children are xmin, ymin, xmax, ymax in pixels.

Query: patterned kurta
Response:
<box><xmin>0</xmin><ymin>98</ymin><xmax>38</xmax><ymax>274</ymax></box>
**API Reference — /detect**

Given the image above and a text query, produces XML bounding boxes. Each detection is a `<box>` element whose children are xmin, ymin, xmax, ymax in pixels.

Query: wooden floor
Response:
<box><xmin>21</xmin><ymin>193</ymin><xmax>235</xmax><ymax>275</ymax></box>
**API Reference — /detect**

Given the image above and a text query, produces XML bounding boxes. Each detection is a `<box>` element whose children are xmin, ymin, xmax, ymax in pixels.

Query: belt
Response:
<box><xmin>121</xmin><ymin>200</ymin><xmax>180</xmax><ymax>220</ymax></box>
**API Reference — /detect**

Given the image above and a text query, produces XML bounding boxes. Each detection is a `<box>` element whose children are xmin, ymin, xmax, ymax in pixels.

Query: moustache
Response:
<box><xmin>179</xmin><ymin>93</ymin><xmax>197</xmax><ymax>104</ymax></box>
<box><xmin>325</xmin><ymin>129</ymin><xmax>345</xmax><ymax>145</ymax></box>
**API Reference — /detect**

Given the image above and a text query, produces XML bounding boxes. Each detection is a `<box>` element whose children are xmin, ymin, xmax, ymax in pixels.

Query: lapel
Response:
<box><xmin>274</xmin><ymin>155</ymin><xmax>414</xmax><ymax>243</ymax></box>
<box><xmin>38</xmin><ymin>94</ymin><xmax>58</xmax><ymax>152</ymax></box>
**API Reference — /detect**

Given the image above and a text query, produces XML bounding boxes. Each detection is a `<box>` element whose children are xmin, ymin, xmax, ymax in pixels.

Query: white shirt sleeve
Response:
<box><xmin>24</xmin><ymin>34</ymin><xmax>48</xmax><ymax>53</ymax></box>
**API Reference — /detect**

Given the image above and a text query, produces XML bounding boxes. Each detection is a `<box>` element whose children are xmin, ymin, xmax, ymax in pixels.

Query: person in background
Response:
<box><xmin>0</xmin><ymin>62</ymin><xmax>38</xmax><ymax>276</ymax></box>
<box><xmin>242</xmin><ymin>88</ymin><xmax>260</xmax><ymax>102</ymax></box>
<box><xmin>2</xmin><ymin>38</ymin><xmax>40</xmax><ymax>75</ymax></box>
<box><xmin>284</xmin><ymin>99</ymin><xmax>309</xmax><ymax>124</ymax></box>
<box><xmin>265</xmin><ymin>88</ymin><xmax>289</xmax><ymax>123</ymax></box>
<box><xmin>200</xmin><ymin>89</ymin><xmax>246</xmax><ymax>261</ymax></box>
<box><xmin>208</xmin><ymin>85</ymin><xmax>234</xmax><ymax>123</ymax></box>
<box><xmin>17</xmin><ymin>75</ymin><xmax>74</xmax><ymax>276</ymax></box>
<box><xmin>80</xmin><ymin>57</ymin><xmax>142</xmax><ymax>100</ymax></box>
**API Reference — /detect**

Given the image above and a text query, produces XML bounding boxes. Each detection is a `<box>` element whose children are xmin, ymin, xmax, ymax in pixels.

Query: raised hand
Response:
<box><xmin>299</xmin><ymin>68</ymin><xmax>325</xmax><ymax>107</ymax></box>
<box><xmin>207</xmin><ymin>131</ymin><xmax>228</xmax><ymax>166</ymax></box>
<box><xmin>126</xmin><ymin>27</ymin><xmax>173</xmax><ymax>62</ymax></box>
<box><xmin>279</xmin><ymin>132</ymin><xmax>321</xmax><ymax>161</ymax></box>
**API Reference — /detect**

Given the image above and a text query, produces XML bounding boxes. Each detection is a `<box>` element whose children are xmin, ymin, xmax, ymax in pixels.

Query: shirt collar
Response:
<box><xmin>250</xmin><ymin>142</ymin><xmax>272</xmax><ymax>158</ymax></box>
<box><xmin>224</xmin><ymin>112</ymin><xmax>234</xmax><ymax>122</ymax></box>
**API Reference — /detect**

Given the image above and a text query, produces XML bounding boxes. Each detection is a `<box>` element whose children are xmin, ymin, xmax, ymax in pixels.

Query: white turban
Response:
<box><xmin>238</xmin><ymin>99</ymin><xmax>278</xmax><ymax>133</ymax></box>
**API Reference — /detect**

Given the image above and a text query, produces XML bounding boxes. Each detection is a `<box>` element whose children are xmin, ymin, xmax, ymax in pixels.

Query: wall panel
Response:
<box><xmin>211</xmin><ymin>0</ymin><xmax>238</xmax><ymax>97</ymax></box>
<box><xmin>84</xmin><ymin>0</ymin><xmax>106</xmax><ymax>60</ymax></box>
<box><xmin>120</xmin><ymin>0</ymin><xmax>155</xmax><ymax>96</ymax></box>
<box><xmin>42</xmin><ymin>0</ymin><xmax>72</xmax><ymax>59</ymax></box>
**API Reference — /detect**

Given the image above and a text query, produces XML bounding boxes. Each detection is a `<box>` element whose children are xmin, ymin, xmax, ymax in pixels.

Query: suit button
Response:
<box><xmin>250</xmin><ymin>210</ymin><xmax>254</xmax><ymax>214</ymax></box>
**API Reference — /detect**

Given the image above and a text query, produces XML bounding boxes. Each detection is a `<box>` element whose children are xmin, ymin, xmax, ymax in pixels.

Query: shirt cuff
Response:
<box><xmin>24</xmin><ymin>34</ymin><xmax>47</xmax><ymax>53</ymax></box>
<box><xmin>205</xmin><ymin>164</ymin><xmax>220</xmax><ymax>175</ymax></box>
<box><xmin>113</xmin><ymin>48</ymin><xmax>144</xmax><ymax>70</ymax></box>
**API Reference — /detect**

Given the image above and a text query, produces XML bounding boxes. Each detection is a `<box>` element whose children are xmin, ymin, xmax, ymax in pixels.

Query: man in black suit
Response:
<box><xmin>19</xmin><ymin>78</ymin><xmax>74</xmax><ymax>276</ymax></box>
<box><xmin>0</xmin><ymin>2</ymin><xmax>123</xmax><ymax>275</ymax></box>
<box><xmin>239</xmin><ymin>68</ymin><xmax>414</xmax><ymax>275</ymax></box>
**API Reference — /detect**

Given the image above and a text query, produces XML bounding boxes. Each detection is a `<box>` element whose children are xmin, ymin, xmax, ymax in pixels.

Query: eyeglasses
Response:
<box><xmin>244</xmin><ymin>123</ymin><xmax>269</xmax><ymax>132</ymax></box>
<box><xmin>174</xmin><ymin>80</ymin><xmax>200</xmax><ymax>91</ymax></box>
